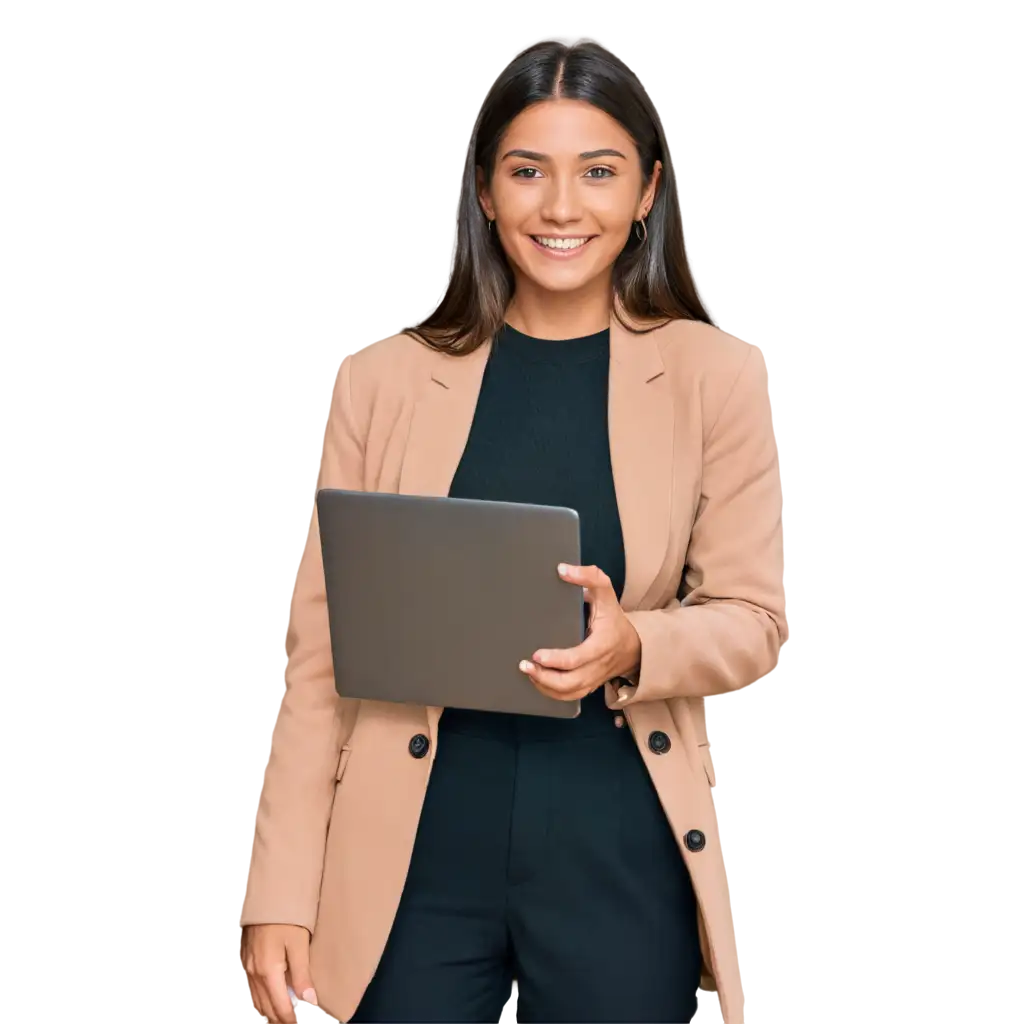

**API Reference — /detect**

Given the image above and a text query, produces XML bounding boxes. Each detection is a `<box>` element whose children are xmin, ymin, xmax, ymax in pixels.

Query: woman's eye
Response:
<box><xmin>585</xmin><ymin>166</ymin><xmax>615</xmax><ymax>179</ymax></box>
<box><xmin>512</xmin><ymin>167</ymin><xmax>541</xmax><ymax>178</ymax></box>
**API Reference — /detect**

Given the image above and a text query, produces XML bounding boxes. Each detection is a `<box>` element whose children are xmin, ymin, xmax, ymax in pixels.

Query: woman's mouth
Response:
<box><xmin>529</xmin><ymin>235</ymin><xmax>596</xmax><ymax>259</ymax></box>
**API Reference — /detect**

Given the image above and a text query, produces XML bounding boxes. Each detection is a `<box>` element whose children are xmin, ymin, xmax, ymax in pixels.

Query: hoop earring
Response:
<box><xmin>488</xmin><ymin>218</ymin><xmax>494</xmax><ymax>234</ymax></box>
<box><xmin>634</xmin><ymin>216</ymin><xmax>648</xmax><ymax>244</ymax></box>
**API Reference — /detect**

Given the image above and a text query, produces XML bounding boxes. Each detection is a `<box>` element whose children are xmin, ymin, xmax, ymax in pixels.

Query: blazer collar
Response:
<box><xmin>421</xmin><ymin>300</ymin><xmax>667</xmax><ymax>387</ymax></box>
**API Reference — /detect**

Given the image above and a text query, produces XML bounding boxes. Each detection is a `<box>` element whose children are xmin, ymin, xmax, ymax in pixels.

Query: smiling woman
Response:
<box><xmin>400</xmin><ymin>40</ymin><xmax>709</xmax><ymax>353</ymax></box>
<box><xmin>239</xmin><ymin>36</ymin><xmax>786</xmax><ymax>1024</ymax></box>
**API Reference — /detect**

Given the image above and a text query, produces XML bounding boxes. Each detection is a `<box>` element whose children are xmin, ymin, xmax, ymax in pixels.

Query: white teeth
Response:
<box><xmin>534</xmin><ymin>236</ymin><xmax>590</xmax><ymax>250</ymax></box>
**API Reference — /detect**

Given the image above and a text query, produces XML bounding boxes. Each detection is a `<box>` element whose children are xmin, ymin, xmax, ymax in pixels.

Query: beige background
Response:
<box><xmin>1</xmin><ymin>3</ymin><xmax>1020</xmax><ymax>1023</ymax></box>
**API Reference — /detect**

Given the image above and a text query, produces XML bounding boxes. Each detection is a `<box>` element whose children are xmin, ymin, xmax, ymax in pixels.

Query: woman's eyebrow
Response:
<box><xmin>499</xmin><ymin>149</ymin><xmax>626</xmax><ymax>162</ymax></box>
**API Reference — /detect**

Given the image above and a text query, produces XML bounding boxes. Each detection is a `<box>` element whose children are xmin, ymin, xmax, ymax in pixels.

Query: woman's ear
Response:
<box><xmin>475</xmin><ymin>165</ymin><xmax>494</xmax><ymax>221</ymax></box>
<box><xmin>639</xmin><ymin>159</ymin><xmax>663</xmax><ymax>218</ymax></box>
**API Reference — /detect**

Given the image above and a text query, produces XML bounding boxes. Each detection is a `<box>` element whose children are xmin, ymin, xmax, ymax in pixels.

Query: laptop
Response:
<box><xmin>315</xmin><ymin>489</ymin><xmax>585</xmax><ymax>718</ymax></box>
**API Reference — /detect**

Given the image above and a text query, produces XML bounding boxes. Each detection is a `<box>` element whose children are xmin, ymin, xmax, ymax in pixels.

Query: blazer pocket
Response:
<box><xmin>335</xmin><ymin>744</ymin><xmax>353</xmax><ymax>782</ymax></box>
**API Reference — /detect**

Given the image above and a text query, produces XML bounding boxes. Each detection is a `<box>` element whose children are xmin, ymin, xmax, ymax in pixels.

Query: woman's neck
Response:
<box><xmin>504</xmin><ymin>279</ymin><xmax>612</xmax><ymax>341</ymax></box>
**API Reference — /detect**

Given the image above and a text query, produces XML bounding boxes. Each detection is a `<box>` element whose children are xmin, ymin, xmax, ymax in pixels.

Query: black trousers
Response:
<box><xmin>348</xmin><ymin>689</ymin><xmax>702</xmax><ymax>1022</ymax></box>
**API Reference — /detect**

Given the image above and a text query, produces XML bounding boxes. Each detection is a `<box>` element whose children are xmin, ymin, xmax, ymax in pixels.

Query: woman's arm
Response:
<box><xmin>613</xmin><ymin>343</ymin><xmax>788</xmax><ymax>705</ymax></box>
<box><xmin>239</xmin><ymin>353</ymin><xmax>364</xmax><ymax>933</ymax></box>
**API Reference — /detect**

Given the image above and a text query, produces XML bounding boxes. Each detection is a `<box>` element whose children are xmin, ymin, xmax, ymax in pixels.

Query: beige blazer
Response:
<box><xmin>239</xmin><ymin>302</ymin><xmax>788</xmax><ymax>1024</ymax></box>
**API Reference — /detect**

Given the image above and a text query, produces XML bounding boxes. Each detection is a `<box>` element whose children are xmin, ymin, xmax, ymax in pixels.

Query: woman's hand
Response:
<box><xmin>240</xmin><ymin>923</ymin><xmax>317</xmax><ymax>1023</ymax></box>
<box><xmin>519</xmin><ymin>562</ymin><xmax>641</xmax><ymax>702</ymax></box>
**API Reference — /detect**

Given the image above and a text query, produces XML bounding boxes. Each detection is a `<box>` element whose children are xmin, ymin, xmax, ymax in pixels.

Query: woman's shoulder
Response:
<box><xmin>330</xmin><ymin>330</ymin><xmax>463</xmax><ymax>438</ymax></box>
<box><xmin>656</xmin><ymin>318</ymin><xmax>770</xmax><ymax>428</ymax></box>
<box><xmin>348</xmin><ymin>328</ymin><xmax>432</xmax><ymax>370</ymax></box>
<box><xmin>340</xmin><ymin>329</ymin><xmax>437</xmax><ymax>396</ymax></box>
<box><xmin>657</xmin><ymin>317</ymin><xmax>758</xmax><ymax>374</ymax></box>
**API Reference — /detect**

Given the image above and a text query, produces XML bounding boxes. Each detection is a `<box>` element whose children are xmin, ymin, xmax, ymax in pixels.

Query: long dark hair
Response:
<box><xmin>402</xmin><ymin>38</ymin><xmax>716</xmax><ymax>356</ymax></box>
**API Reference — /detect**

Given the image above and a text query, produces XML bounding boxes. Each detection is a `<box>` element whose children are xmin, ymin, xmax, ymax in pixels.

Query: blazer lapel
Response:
<box><xmin>607</xmin><ymin>311</ymin><xmax>674</xmax><ymax>613</ymax></box>
<box><xmin>397</xmin><ymin>340</ymin><xmax>491</xmax><ymax>746</ymax></box>
<box><xmin>397</xmin><ymin>336</ymin><xmax>492</xmax><ymax>499</ymax></box>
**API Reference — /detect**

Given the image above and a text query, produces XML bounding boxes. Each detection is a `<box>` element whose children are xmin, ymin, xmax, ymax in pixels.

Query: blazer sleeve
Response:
<box><xmin>239</xmin><ymin>353</ymin><xmax>364</xmax><ymax>933</ymax></box>
<box><xmin>614</xmin><ymin>343</ymin><xmax>788</xmax><ymax>706</ymax></box>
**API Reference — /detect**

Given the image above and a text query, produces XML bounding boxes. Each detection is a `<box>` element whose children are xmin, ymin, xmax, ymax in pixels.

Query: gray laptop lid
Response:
<box><xmin>316</xmin><ymin>489</ymin><xmax>584</xmax><ymax>718</ymax></box>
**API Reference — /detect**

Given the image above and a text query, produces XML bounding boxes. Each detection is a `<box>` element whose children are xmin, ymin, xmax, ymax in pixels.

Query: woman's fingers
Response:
<box><xmin>520</xmin><ymin>655</ymin><xmax>596</xmax><ymax>700</ymax></box>
<box><xmin>522</xmin><ymin>656</ymin><xmax>583</xmax><ymax>685</ymax></box>
<box><xmin>532</xmin><ymin>680</ymin><xmax>593</xmax><ymax>702</ymax></box>
<box><xmin>249</xmin><ymin>978</ymin><xmax>274</xmax><ymax>1019</ymax></box>
<box><xmin>284</xmin><ymin>930</ymin><xmax>317</xmax><ymax>1007</ymax></box>
<box><xmin>242</xmin><ymin>924</ymin><xmax>307</xmax><ymax>1023</ymax></box>
<box><xmin>558</xmin><ymin>562</ymin><xmax>613</xmax><ymax>597</ymax></box>
<box><xmin>263</xmin><ymin>966</ymin><xmax>297</xmax><ymax>1023</ymax></box>
<box><xmin>247</xmin><ymin>970</ymin><xmax>276</xmax><ymax>1021</ymax></box>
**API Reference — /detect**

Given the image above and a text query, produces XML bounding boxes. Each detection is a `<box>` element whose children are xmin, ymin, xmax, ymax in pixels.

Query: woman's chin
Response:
<box><xmin>520</xmin><ymin>262</ymin><xmax>606</xmax><ymax>299</ymax></box>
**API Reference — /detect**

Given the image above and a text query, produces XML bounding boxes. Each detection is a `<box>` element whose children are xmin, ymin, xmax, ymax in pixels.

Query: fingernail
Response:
<box><xmin>302</xmin><ymin>988</ymin><xmax>318</xmax><ymax>1006</ymax></box>
<box><xmin>558</xmin><ymin>563</ymin><xmax>569</xmax><ymax>575</ymax></box>
<box><xmin>519</xmin><ymin>660</ymin><xmax>534</xmax><ymax>671</ymax></box>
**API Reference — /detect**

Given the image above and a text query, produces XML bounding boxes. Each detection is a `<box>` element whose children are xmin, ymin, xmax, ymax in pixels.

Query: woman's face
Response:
<box><xmin>477</xmin><ymin>98</ymin><xmax>660</xmax><ymax>296</ymax></box>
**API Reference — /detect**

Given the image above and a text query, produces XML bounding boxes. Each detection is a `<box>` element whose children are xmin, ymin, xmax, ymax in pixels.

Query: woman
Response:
<box><xmin>240</xmin><ymin>38</ymin><xmax>787</xmax><ymax>1024</ymax></box>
